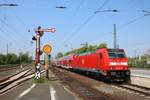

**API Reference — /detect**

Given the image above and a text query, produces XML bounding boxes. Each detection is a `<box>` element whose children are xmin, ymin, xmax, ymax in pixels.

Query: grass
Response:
<box><xmin>32</xmin><ymin>76</ymin><xmax>49</xmax><ymax>83</ymax></box>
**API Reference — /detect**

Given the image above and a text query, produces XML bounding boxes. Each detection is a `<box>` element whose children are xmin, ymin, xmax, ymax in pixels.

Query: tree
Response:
<box><xmin>88</xmin><ymin>45</ymin><xmax>93</xmax><ymax>51</ymax></box>
<box><xmin>87</xmin><ymin>45</ymin><xmax>98</xmax><ymax>52</ymax></box>
<box><xmin>0</xmin><ymin>52</ymin><xmax>32</xmax><ymax>65</ymax></box>
<box><xmin>76</xmin><ymin>46</ymin><xmax>87</xmax><ymax>54</ymax></box>
<box><xmin>6</xmin><ymin>53</ymin><xmax>18</xmax><ymax>64</ymax></box>
<box><xmin>64</xmin><ymin>51</ymin><xmax>71</xmax><ymax>56</ymax></box>
<box><xmin>0</xmin><ymin>54</ymin><xmax>7</xmax><ymax>65</ymax></box>
<box><xmin>55</xmin><ymin>52</ymin><xmax>63</xmax><ymax>59</ymax></box>
<box><xmin>19</xmin><ymin>52</ymin><xmax>32</xmax><ymax>63</ymax></box>
<box><xmin>63</xmin><ymin>42</ymin><xmax>108</xmax><ymax>56</ymax></box>
<box><xmin>97</xmin><ymin>43</ymin><xmax>107</xmax><ymax>49</ymax></box>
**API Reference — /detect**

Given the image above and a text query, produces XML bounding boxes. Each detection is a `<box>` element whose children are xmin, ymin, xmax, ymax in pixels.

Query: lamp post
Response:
<box><xmin>56</xmin><ymin>6</ymin><xmax>67</xmax><ymax>9</ymax></box>
<box><xmin>95</xmin><ymin>9</ymin><xmax>118</xmax><ymax>14</ymax></box>
<box><xmin>95</xmin><ymin>9</ymin><xmax>118</xmax><ymax>49</ymax></box>
<box><xmin>0</xmin><ymin>3</ymin><xmax>18</xmax><ymax>7</ymax></box>
<box><xmin>142</xmin><ymin>10</ymin><xmax>150</xmax><ymax>16</ymax></box>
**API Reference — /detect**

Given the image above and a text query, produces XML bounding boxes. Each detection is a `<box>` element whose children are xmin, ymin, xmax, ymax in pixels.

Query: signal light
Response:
<box><xmin>32</xmin><ymin>36</ymin><xmax>36</xmax><ymax>40</ymax></box>
<box><xmin>48</xmin><ymin>54</ymin><xmax>51</xmax><ymax>61</ymax></box>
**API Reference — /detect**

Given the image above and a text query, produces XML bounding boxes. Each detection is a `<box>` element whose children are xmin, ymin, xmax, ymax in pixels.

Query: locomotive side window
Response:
<box><xmin>99</xmin><ymin>53</ymin><xmax>102</xmax><ymax>59</ymax></box>
<box><xmin>108</xmin><ymin>49</ymin><xmax>126</xmax><ymax>58</ymax></box>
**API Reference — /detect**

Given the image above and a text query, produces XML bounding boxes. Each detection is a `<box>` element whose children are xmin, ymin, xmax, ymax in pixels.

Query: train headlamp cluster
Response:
<box><xmin>109</xmin><ymin>62</ymin><xmax>128</xmax><ymax>66</ymax></box>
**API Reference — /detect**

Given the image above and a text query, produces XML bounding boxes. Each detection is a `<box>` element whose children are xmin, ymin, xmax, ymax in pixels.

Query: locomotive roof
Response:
<box><xmin>76</xmin><ymin>48</ymin><xmax>125</xmax><ymax>56</ymax></box>
<box><xmin>107</xmin><ymin>48</ymin><xmax>124</xmax><ymax>52</ymax></box>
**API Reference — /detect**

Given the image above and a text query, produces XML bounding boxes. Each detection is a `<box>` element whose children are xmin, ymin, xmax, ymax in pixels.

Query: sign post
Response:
<box><xmin>43</xmin><ymin>44</ymin><xmax>52</xmax><ymax>79</ymax></box>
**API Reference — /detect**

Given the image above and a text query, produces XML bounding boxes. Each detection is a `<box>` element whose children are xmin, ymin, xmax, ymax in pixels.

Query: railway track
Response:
<box><xmin>116</xmin><ymin>84</ymin><xmax>150</xmax><ymax>97</ymax></box>
<box><xmin>0</xmin><ymin>68</ymin><xmax>32</xmax><ymax>94</ymax></box>
<box><xmin>52</xmin><ymin>66</ymin><xmax>150</xmax><ymax>100</ymax></box>
<box><xmin>0</xmin><ymin>66</ymin><xmax>19</xmax><ymax>72</ymax></box>
<box><xmin>0</xmin><ymin>64</ymin><xmax>32</xmax><ymax>72</ymax></box>
<box><xmin>51</xmin><ymin>67</ymin><xmax>114</xmax><ymax>100</ymax></box>
<box><xmin>0</xmin><ymin>68</ymin><xmax>31</xmax><ymax>87</ymax></box>
<box><xmin>0</xmin><ymin>68</ymin><xmax>45</xmax><ymax>95</ymax></box>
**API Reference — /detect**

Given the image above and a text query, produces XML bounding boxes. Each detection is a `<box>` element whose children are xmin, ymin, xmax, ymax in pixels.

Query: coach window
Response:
<box><xmin>99</xmin><ymin>53</ymin><xmax>102</xmax><ymax>59</ymax></box>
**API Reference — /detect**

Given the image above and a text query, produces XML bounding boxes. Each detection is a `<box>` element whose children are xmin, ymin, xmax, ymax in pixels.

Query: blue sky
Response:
<box><xmin>0</xmin><ymin>0</ymin><xmax>150</xmax><ymax>58</ymax></box>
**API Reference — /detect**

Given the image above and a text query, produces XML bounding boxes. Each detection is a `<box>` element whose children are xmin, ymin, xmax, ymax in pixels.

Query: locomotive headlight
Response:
<box><xmin>110</xmin><ymin>62</ymin><xmax>117</xmax><ymax>66</ymax></box>
<box><xmin>121</xmin><ymin>62</ymin><xmax>128</xmax><ymax>66</ymax></box>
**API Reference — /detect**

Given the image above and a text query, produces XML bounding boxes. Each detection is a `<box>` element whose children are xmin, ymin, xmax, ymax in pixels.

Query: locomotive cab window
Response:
<box><xmin>108</xmin><ymin>49</ymin><xmax>126</xmax><ymax>58</ymax></box>
<box><xmin>117</xmin><ymin>52</ymin><xmax>126</xmax><ymax>58</ymax></box>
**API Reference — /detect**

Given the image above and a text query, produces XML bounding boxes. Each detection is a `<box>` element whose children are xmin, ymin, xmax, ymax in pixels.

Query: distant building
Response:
<box><xmin>146</xmin><ymin>58</ymin><xmax>150</xmax><ymax>64</ymax></box>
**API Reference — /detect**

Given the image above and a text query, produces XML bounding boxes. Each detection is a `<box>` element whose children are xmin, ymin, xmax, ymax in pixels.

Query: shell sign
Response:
<box><xmin>43</xmin><ymin>44</ymin><xmax>52</xmax><ymax>54</ymax></box>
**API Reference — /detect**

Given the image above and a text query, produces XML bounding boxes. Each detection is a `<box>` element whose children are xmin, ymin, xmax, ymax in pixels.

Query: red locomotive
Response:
<box><xmin>52</xmin><ymin>48</ymin><xmax>130</xmax><ymax>82</ymax></box>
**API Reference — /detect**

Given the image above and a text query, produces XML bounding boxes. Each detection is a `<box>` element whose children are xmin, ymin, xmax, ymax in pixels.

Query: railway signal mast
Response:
<box><xmin>32</xmin><ymin>26</ymin><xmax>56</xmax><ymax>79</ymax></box>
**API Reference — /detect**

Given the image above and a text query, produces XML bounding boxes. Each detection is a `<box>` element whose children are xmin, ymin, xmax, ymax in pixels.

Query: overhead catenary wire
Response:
<box><xmin>10</xmin><ymin>8</ymin><xmax>31</xmax><ymax>39</ymax></box>
<box><xmin>0</xmin><ymin>27</ymin><xmax>16</xmax><ymax>54</ymax></box>
<box><xmin>11</xmin><ymin>9</ymin><xmax>27</xmax><ymax>28</ymax></box>
<box><xmin>80</xmin><ymin>0</ymin><xmax>149</xmax><ymax>46</ymax></box>
<box><xmin>57</xmin><ymin>0</ymin><xmax>110</xmax><ymax>52</ymax></box>
<box><xmin>0</xmin><ymin>27</ymin><xmax>15</xmax><ymax>42</ymax></box>
<box><xmin>68</xmin><ymin>0</ymin><xmax>85</xmax><ymax>29</ymax></box>
<box><xmin>89</xmin><ymin>14</ymin><xmax>147</xmax><ymax>46</ymax></box>
<box><xmin>0</xmin><ymin>18</ymin><xmax>27</xmax><ymax>41</ymax></box>
<box><xmin>118</xmin><ymin>15</ymin><xmax>145</xmax><ymax>30</ymax></box>
<box><xmin>0</xmin><ymin>23</ymin><xmax>19</xmax><ymax>42</ymax></box>
<box><xmin>70</xmin><ymin>0</ymin><xmax>110</xmax><ymax>39</ymax></box>
<box><xmin>60</xmin><ymin>0</ymin><xmax>86</xmax><ymax>46</ymax></box>
<box><xmin>10</xmin><ymin>8</ymin><xmax>38</xmax><ymax>54</ymax></box>
<box><xmin>0</xmin><ymin>1</ymin><xmax>23</xmax><ymax>53</ymax></box>
<box><xmin>88</xmin><ymin>0</ymin><xmax>146</xmax><ymax>43</ymax></box>
<box><xmin>0</xmin><ymin>20</ymin><xmax>22</xmax><ymax>43</ymax></box>
<box><xmin>0</xmin><ymin>18</ymin><xmax>31</xmax><ymax>53</ymax></box>
<box><xmin>73</xmin><ymin>0</ymin><xmax>85</xmax><ymax>16</ymax></box>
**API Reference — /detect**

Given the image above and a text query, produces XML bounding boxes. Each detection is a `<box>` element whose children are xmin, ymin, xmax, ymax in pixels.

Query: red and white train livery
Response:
<box><xmin>52</xmin><ymin>48</ymin><xmax>130</xmax><ymax>82</ymax></box>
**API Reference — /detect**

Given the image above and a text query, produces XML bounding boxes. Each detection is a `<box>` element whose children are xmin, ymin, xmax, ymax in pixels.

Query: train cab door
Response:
<box><xmin>99</xmin><ymin>53</ymin><xmax>104</xmax><ymax>70</ymax></box>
